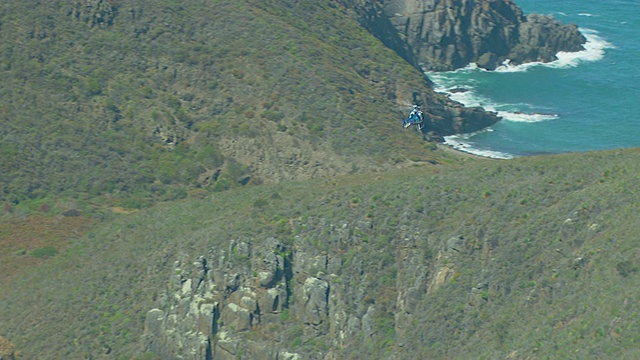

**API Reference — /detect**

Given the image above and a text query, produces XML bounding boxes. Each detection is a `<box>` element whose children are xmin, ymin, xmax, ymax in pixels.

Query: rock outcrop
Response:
<box><xmin>358</xmin><ymin>0</ymin><xmax>586</xmax><ymax>70</ymax></box>
<box><xmin>141</xmin><ymin>214</ymin><xmax>508</xmax><ymax>359</ymax></box>
<box><xmin>346</xmin><ymin>0</ymin><xmax>418</xmax><ymax>67</ymax></box>
<box><xmin>141</xmin><ymin>218</ymin><xmax>406</xmax><ymax>359</ymax></box>
<box><xmin>141</xmin><ymin>238</ymin><xmax>294</xmax><ymax>360</ymax></box>
<box><xmin>423</xmin><ymin>94</ymin><xmax>499</xmax><ymax>136</ymax></box>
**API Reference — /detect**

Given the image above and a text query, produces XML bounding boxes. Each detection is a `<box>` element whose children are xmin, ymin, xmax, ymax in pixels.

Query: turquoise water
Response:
<box><xmin>428</xmin><ymin>0</ymin><xmax>640</xmax><ymax>158</ymax></box>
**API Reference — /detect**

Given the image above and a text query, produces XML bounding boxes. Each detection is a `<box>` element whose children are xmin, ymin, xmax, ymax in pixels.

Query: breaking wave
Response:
<box><xmin>429</xmin><ymin>70</ymin><xmax>559</xmax><ymax>125</ymax></box>
<box><xmin>427</xmin><ymin>27</ymin><xmax>613</xmax><ymax>158</ymax></box>
<box><xmin>495</xmin><ymin>29</ymin><xmax>613</xmax><ymax>72</ymax></box>
<box><xmin>443</xmin><ymin>131</ymin><xmax>514</xmax><ymax>159</ymax></box>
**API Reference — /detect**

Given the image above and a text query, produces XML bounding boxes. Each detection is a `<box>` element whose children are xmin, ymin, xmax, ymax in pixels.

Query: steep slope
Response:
<box><xmin>0</xmin><ymin>0</ymin><xmax>498</xmax><ymax>211</ymax></box>
<box><xmin>2</xmin><ymin>149</ymin><xmax>640</xmax><ymax>359</ymax></box>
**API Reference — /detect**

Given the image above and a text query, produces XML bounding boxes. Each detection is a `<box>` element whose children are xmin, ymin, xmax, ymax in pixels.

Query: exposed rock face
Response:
<box><xmin>141</xmin><ymin>219</ymin><xmax>393</xmax><ymax>359</ymax></box>
<box><xmin>140</xmin><ymin>217</ymin><xmax>493</xmax><ymax>359</ymax></box>
<box><xmin>142</xmin><ymin>239</ymin><xmax>295</xmax><ymax>360</ymax></box>
<box><xmin>424</xmin><ymin>95</ymin><xmax>499</xmax><ymax>135</ymax></box>
<box><xmin>383</xmin><ymin>0</ymin><xmax>586</xmax><ymax>70</ymax></box>
<box><xmin>347</xmin><ymin>0</ymin><xmax>418</xmax><ymax>66</ymax></box>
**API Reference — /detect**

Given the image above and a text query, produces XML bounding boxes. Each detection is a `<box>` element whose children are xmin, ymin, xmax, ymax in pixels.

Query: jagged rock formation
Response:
<box><xmin>141</xmin><ymin>219</ymin><xmax>404</xmax><ymax>359</ymax></box>
<box><xmin>368</xmin><ymin>0</ymin><xmax>586</xmax><ymax>70</ymax></box>
<box><xmin>140</xmin><ymin>212</ymin><xmax>526</xmax><ymax>359</ymax></box>
<box><xmin>345</xmin><ymin>0</ymin><xmax>419</xmax><ymax>67</ymax></box>
<box><xmin>142</xmin><ymin>238</ymin><xmax>295</xmax><ymax>359</ymax></box>
<box><xmin>140</xmin><ymin>209</ymin><xmax>506</xmax><ymax>360</ymax></box>
<box><xmin>422</xmin><ymin>93</ymin><xmax>498</xmax><ymax>138</ymax></box>
<box><xmin>138</xmin><ymin>183</ymin><xmax>612</xmax><ymax>360</ymax></box>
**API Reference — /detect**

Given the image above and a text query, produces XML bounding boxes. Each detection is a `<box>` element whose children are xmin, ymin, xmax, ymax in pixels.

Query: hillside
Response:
<box><xmin>0</xmin><ymin>0</ymin><xmax>585</xmax><ymax>213</ymax></box>
<box><xmin>2</xmin><ymin>148</ymin><xmax>640</xmax><ymax>359</ymax></box>
<box><xmin>1</xmin><ymin>1</ymin><xmax>630</xmax><ymax>359</ymax></box>
<box><xmin>0</xmin><ymin>0</ymin><xmax>502</xmax><ymax>213</ymax></box>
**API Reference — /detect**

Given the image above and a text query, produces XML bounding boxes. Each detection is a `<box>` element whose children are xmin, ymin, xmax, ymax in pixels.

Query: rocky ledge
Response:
<box><xmin>360</xmin><ymin>0</ymin><xmax>586</xmax><ymax>71</ymax></box>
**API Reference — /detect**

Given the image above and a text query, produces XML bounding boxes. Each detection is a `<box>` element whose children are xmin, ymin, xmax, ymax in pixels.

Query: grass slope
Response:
<box><xmin>0</xmin><ymin>0</ymin><xmax>440</xmax><ymax>212</ymax></box>
<box><xmin>2</xmin><ymin>148</ymin><xmax>640</xmax><ymax>358</ymax></box>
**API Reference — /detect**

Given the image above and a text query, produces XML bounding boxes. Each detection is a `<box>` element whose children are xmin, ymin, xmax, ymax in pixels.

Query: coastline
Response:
<box><xmin>442</xmin><ymin>135</ymin><xmax>515</xmax><ymax>159</ymax></box>
<box><xmin>428</xmin><ymin>28</ymin><xmax>612</xmax><ymax>160</ymax></box>
<box><xmin>435</xmin><ymin>142</ymin><xmax>503</xmax><ymax>160</ymax></box>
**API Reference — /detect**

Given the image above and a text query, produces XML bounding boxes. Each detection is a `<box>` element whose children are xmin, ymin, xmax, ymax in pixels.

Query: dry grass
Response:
<box><xmin>0</xmin><ymin>336</ymin><xmax>17</xmax><ymax>358</ymax></box>
<box><xmin>0</xmin><ymin>215</ymin><xmax>95</xmax><ymax>285</ymax></box>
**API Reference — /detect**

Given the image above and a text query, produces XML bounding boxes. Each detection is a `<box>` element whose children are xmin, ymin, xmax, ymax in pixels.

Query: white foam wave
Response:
<box><xmin>444</xmin><ymin>134</ymin><xmax>514</xmax><ymax>159</ymax></box>
<box><xmin>497</xmin><ymin>111</ymin><xmax>559</xmax><ymax>123</ymax></box>
<box><xmin>430</xmin><ymin>80</ymin><xmax>558</xmax><ymax>124</ymax></box>
<box><xmin>495</xmin><ymin>28</ymin><xmax>613</xmax><ymax>72</ymax></box>
<box><xmin>446</xmin><ymin>88</ymin><xmax>482</xmax><ymax>107</ymax></box>
<box><xmin>578</xmin><ymin>13</ymin><xmax>594</xmax><ymax>17</ymax></box>
<box><xmin>427</xmin><ymin>28</ymin><xmax>611</xmax><ymax>159</ymax></box>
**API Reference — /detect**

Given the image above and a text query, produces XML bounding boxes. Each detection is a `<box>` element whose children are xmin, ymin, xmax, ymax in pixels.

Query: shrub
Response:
<box><xmin>261</xmin><ymin>110</ymin><xmax>285</xmax><ymax>122</ymax></box>
<box><xmin>3</xmin><ymin>203</ymin><xmax>13</xmax><ymax>213</ymax></box>
<box><xmin>119</xmin><ymin>197</ymin><xmax>148</xmax><ymax>210</ymax></box>
<box><xmin>307</xmin><ymin>123</ymin><xmax>324</xmax><ymax>136</ymax></box>
<box><xmin>253</xmin><ymin>198</ymin><xmax>269</xmax><ymax>208</ymax></box>
<box><xmin>616</xmin><ymin>260</ymin><xmax>638</xmax><ymax>277</ymax></box>
<box><xmin>210</xmin><ymin>177</ymin><xmax>232</xmax><ymax>192</ymax></box>
<box><xmin>30</xmin><ymin>246</ymin><xmax>58</xmax><ymax>258</ymax></box>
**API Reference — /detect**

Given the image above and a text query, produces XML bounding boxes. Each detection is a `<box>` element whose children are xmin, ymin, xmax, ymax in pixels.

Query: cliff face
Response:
<box><xmin>375</xmin><ymin>0</ymin><xmax>586</xmax><ymax>70</ymax></box>
<box><xmin>141</xmin><ymin>219</ymin><xmax>431</xmax><ymax>360</ymax></box>
<box><xmin>136</xmin><ymin>147</ymin><xmax>623</xmax><ymax>360</ymax></box>
<box><xmin>142</xmin><ymin>238</ymin><xmax>295</xmax><ymax>360</ymax></box>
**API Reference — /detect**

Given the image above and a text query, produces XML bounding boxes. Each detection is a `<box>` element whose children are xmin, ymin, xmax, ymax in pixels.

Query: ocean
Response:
<box><xmin>427</xmin><ymin>0</ymin><xmax>640</xmax><ymax>159</ymax></box>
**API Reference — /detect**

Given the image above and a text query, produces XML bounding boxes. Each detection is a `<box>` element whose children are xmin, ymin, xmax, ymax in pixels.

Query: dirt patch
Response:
<box><xmin>0</xmin><ymin>215</ymin><xmax>95</xmax><ymax>286</ymax></box>
<box><xmin>0</xmin><ymin>336</ymin><xmax>16</xmax><ymax>359</ymax></box>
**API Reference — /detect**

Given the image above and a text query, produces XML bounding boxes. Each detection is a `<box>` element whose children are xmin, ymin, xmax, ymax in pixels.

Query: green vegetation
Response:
<box><xmin>0</xmin><ymin>0</ymin><xmax>439</xmax><ymax>212</ymax></box>
<box><xmin>2</xmin><ymin>148</ymin><xmax>640</xmax><ymax>358</ymax></box>
<box><xmin>1</xmin><ymin>1</ymin><xmax>639</xmax><ymax>359</ymax></box>
<box><xmin>28</xmin><ymin>245</ymin><xmax>58</xmax><ymax>258</ymax></box>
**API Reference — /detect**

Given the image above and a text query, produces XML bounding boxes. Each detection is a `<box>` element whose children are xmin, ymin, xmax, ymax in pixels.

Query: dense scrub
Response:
<box><xmin>2</xmin><ymin>148</ymin><xmax>640</xmax><ymax>358</ymax></box>
<box><xmin>2</xmin><ymin>1</ymin><xmax>636</xmax><ymax>359</ymax></box>
<box><xmin>0</xmin><ymin>0</ymin><xmax>442</xmax><ymax>212</ymax></box>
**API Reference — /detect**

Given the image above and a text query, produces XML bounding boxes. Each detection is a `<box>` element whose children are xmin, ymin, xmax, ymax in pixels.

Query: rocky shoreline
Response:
<box><xmin>382</xmin><ymin>0</ymin><xmax>586</xmax><ymax>71</ymax></box>
<box><xmin>345</xmin><ymin>0</ymin><xmax>587</xmax><ymax>142</ymax></box>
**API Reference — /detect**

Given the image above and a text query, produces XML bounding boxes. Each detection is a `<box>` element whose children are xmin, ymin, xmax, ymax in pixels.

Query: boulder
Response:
<box><xmin>302</xmin><ymin>277</ymin><xmax>330</xmax><ymax>328</ymax></box>
<box><xmin>221</xmin><ymin>302</ymin><xmax>252</xmax><ymax>332</ymax></box>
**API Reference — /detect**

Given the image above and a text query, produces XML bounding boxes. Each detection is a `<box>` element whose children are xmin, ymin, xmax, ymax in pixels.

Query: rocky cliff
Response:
<box><xmin>142</xmin><ymin>238</ymin><xmax>294</xmax><ymax>360</ymax></box>
<box><xmin>141</xmin><ymin>215</ymin><xmax>458</xmax><ymax>360</ymax></box>
<box><xmin>364</xmin><ymin>0</ymin><xmax>586</xmax><ymax>70</ymax></box>
<box><xmin>139</xmin><ymin>172</ymin><xmax>610</xmax><ymax>360</ymax></box>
